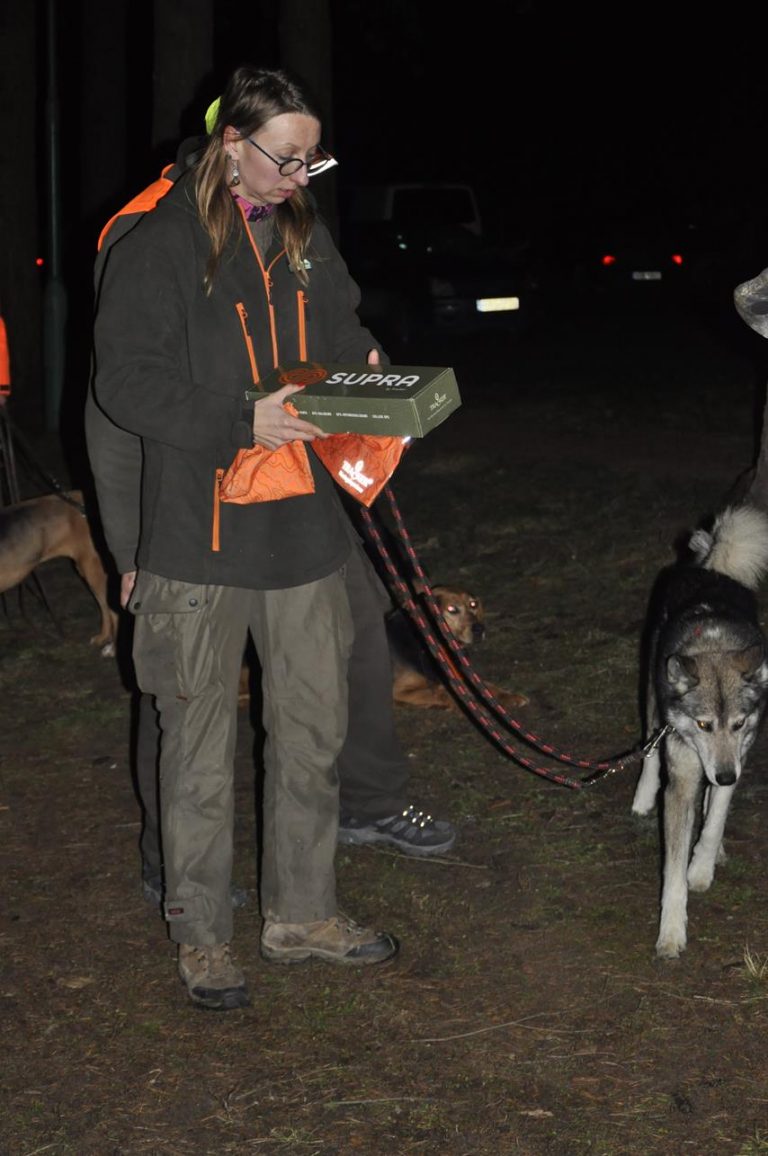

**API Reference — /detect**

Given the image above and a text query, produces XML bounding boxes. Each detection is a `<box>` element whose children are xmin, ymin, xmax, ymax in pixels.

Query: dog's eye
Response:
<box><xmin>445</xmin><ymin>605</ymin><xmax>459</xmax><ymax>614</ymax></box>
<box><xmin>732</xmin><ymin>719</ymin><xmax>745</xmax><ymax>732</ymax></box>
<box><xmin>696</xmin><ymin>720</ymin><xmax>713</xmax><ymax>732</ymax></box>
<box><xmin>469</xmin><ymin>600</ymin><xmax>478</xmax><ymax>609</ymax></box>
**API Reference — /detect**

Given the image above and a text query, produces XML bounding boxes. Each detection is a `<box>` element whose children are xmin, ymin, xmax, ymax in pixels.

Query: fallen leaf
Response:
<box><xmin>57</xmin><ymin>976</ymin><xmax>95</xmax><ymax>990</ymax></box>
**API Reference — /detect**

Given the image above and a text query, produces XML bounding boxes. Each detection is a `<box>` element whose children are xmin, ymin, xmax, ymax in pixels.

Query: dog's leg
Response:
<box><xmin>484</xmin><ymin>682</ymin><xmax>530</xmax><ymax>710</ymax></box>
<box><xmin>700</xmin><ymin>786</ymin><xmax>727</xmax><ymax>866</ymax></box>
<box><xmin>632</xmin><ymin>676</ymin><xmax>661</xmax><ymax>816</ymax></box>
<box><xmin>656</xmin><ymin>738</ymin><xmax>702</xmax><ymax>959</ymax></box>
<box><xmin>632</xmin><ymin>747</ymin><xmax>662</xmax><ymax>816</ymax></box>
<box><xmin>393</xmin><ymin>669</ymin><xmax>459</xmax><ymax>709</ymax></box>
<box><xmin>687</xmin><ymin>783</ymin><xmax>735</xmax><ymax>892</ymax></box>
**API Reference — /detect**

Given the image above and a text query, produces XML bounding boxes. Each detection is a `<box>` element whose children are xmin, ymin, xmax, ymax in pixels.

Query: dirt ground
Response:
<box><xmin>3</xmin><ymin>295</ymin><xmax>768</xmax><ymax>1155</ymax></box>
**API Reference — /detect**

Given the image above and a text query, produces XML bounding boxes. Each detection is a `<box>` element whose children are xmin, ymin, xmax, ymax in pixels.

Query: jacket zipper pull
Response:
<box><xmin>212</xmin><ymin>469</ymin><xmax>223</xmax><ymax>552</ymax></box>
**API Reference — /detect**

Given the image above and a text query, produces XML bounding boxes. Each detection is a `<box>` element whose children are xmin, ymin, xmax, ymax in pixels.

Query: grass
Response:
<box><xmin>743</xmin><ymin>945</ymin><xmax>768</xmax><ymax>984</ymax></box>
<box><xmin>736</xmin><ymin>1134</ymin><xmax>768</xmax><ymax>1155</ymax></box>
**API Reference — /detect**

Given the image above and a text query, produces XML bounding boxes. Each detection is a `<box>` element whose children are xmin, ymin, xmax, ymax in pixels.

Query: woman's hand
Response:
<box><xmin>252</xmin><ymin>385</ymin><xmax>327</xmax><ymax>450</ymax></box>
<box><xmin>120</xmin><ymin>571</ymin><xmax>137</xmax><ymax>609</ymax></box>
<box><xmin>251</xmin><ymin>351</ymin><xmax>382</xmax><ymax>450</ymax></box>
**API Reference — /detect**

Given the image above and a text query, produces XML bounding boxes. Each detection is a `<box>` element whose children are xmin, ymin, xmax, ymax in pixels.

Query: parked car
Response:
<box><xmin>340</xmin><ymin>183</ymin><xmax>543</xmax><ymax>348</ymax></box>
<box><xmin>345</xmin><ymin>181</ymin><xmax>484</xmax><ymax>237</ymax></box>
<box><xmin>572</xmin><ymin>218</ymin><xmax>692</xmax><ymax>295</ymax></box>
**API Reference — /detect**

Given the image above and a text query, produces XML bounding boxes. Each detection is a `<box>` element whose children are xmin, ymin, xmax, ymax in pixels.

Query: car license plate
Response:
<box><xmin>476</xmin><ymin>296</ymin><xmax>520</xmax><ymax>313</ymax></box>
<box><xmin>631</xmin><ymin>271</ymin><xmax>662</xmax><ymax>281</ymax></box>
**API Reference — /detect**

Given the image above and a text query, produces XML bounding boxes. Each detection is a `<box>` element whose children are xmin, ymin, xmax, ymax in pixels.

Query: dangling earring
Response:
<box><xmin>228</xmin><ymin>155</ymin><xmax>240</xmax><ymax>187</ymax></box>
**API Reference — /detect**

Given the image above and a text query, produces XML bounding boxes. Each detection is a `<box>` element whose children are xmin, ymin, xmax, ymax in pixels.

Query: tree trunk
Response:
<box><xmin>153</xmin><ymin>0</ymin><xmax>214</xmax><ymax>151</ymax></box>
<box><xmin>278</xmin><ymin>0</ymin><xmax>338</xmax><ymax>239</ymax></box>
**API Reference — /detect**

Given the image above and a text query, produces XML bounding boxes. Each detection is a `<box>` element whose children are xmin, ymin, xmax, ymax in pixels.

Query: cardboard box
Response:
<box><xmin>246</xmin><ymin>361</ymin><xmax>461</xmax><ymax>437</ymax></box>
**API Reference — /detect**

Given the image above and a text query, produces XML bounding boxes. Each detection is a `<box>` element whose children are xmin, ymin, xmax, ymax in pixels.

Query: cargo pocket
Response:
<box><xmin>128</xmin><ymin>572</ymin><xmax>207</xmax><ymax>617</ymax></box>
<box><xmin>129</xmin><ymin>572</ymin><xmax>209</xmax><ymax>699</ymax></box>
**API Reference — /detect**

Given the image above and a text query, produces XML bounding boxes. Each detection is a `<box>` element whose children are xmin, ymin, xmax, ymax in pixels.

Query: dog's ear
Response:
<box><xmin>419</xmin><ymin>582</ymin><xmax>452</xmax><ymax>605</ymax></box>
<box><xmin>468</xmin><ymin>594</ymin><xmax>484</xmax><ymax>619</ymax></box>
<box><xmin>666</xmin><ymin>653</ymin><xmax>699</xmax><ymax>692</ymax></box>
<box><xmin>733</xmin><ymin>643</ymin><xmax>768</xmax><ymax>687</ymax></box>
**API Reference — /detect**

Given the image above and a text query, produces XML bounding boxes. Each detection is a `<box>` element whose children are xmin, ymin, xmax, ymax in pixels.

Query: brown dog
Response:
<box><xmin>388</xmin><ymin>584</ymin><xmax>529</xmax><ymax>711</ymax></box>
<box><xmin>236</xmin><ymin>584</ymin><xmax>527</xmax><ymax>712</ymax></box>
<box><xmin>0</xmin><ymin>490</ymin><xmax>117</xmax><ymax>653</ymax></box>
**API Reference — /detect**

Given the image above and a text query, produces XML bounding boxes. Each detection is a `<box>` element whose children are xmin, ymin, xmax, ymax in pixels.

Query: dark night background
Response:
<box><xmin>3</xmin><ymin>0</ymin><xmax>768</xmax><ymax>437</ymax></box>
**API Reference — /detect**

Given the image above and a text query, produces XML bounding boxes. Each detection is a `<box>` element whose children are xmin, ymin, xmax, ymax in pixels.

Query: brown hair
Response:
<box><xmin>195</xmin><ymin>65</ymin><xmax>320</xmax><ymax>290</ymax></box>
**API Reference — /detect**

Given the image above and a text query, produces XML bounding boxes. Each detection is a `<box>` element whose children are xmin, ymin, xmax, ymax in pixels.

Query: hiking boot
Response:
<box><xmin>177</xmin><ymin>942</ymin><xmax>250</xmax><ymax>1011</ymax></box>
<box><xmin>338</xmin><ymin>805</ymin><xmax>456</xmax><ymax>857</ymax></box>
<box><xmin>261</xmin><ymin>915</ymin><xmax>399</xmax><ymax>966</ymax></box>
<box><xmin>143</xmin><ymin>872</ymin><xmax>248</xmax><ymax>910</ymax></box>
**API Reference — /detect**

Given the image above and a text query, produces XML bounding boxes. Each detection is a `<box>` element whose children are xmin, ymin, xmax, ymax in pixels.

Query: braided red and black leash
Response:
<box><xmin>360</xmin><ymin>485</ymin><xmax>656</xmax><ymax>791</ymax></box>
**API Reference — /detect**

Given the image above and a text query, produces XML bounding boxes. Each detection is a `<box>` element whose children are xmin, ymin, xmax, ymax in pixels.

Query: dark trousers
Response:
<box><xmin>136</xmin><ymin>543</ymin><xmax>410</xmax><ymax>885</ymax></box>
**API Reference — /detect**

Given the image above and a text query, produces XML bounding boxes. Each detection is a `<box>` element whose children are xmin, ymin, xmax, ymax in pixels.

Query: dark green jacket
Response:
<box><xmin>89</xmin><ymin>168</ymin><xmax>383</xmax><ymax>588</ymax></box>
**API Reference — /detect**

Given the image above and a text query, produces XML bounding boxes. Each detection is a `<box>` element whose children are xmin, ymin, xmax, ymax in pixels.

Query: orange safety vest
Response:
<box><xmin>0</xmin><ymin>313</ymin><xmax>11</xmax><ymax>398</ymax></box>
<box><xmin>97</xmin><ymin>169</ymin><xmax>175</xmax><ymax>253</ymax></box>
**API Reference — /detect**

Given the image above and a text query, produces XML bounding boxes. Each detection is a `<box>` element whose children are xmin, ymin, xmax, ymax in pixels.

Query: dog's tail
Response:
<box><xmin>690</xmin><ymin>504</ymin><xmax>768</xmax><ymax>590</ymax></box>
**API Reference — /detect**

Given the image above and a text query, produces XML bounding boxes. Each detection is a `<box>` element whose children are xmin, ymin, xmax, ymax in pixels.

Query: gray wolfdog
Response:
<box><xmin>632</xmin><ymin>505</ymin><xmax>768</xmax><ymax>959</ymax></box>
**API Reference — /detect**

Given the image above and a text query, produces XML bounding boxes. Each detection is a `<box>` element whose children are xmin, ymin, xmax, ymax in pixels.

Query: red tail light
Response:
<box><xmin>601</xmin><ymin>254</ymin><xmax>616</xmax><ymax>266</ymax></box>
<box><xmin>671</xmin><ymin>253</ymin><xmax>683</xmax><ymax>266</ymax></box>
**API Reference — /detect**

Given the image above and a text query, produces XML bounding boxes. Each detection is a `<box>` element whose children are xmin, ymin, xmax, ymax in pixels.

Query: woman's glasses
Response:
<box><xmin>245</xmin><ymin>137</ymin><xmax>338</xmax><ymax>177</ymax></box>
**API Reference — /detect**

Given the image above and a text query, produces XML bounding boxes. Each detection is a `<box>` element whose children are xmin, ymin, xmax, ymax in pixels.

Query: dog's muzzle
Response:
<box><xmin>714</xmin><ymin>768</ymin><xmax>737</xmax><ymax>787</ymax></box>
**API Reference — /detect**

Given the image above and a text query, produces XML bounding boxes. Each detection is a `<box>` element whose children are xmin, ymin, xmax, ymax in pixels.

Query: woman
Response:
<box><xmin>92</xmin><ymin>65</ymin><xmax>400</xmax><ymax>1011</ymax></box>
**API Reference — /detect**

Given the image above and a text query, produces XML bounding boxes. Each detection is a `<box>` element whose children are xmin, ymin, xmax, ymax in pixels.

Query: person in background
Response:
<box><xmin>0</xmin><ymin>311</ymin><xmax>10</xmax><ymax>407</ymax></box>
<box><xmin>734</xmin><ymin>267</ymin><xmax>768</xmax><ymax>511</ymax></box>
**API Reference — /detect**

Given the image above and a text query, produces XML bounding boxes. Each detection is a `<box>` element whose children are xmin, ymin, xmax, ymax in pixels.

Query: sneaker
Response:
<box><xmin>177</xmin><ymin>942</ymin><xmax>250</xmax><ymax>1011</ymax></box>
<box><xmin>338</xmin><ymin>805</ymin><xmax>456</xmax><ymax>857</ymax></box>
<box><xmin>143</xmin><ymin>873</ymin><xmax>248</xmax><ymax>910</ymax></box>
<box><xmin>261</xmin><ymin>915</ymin><xmax>399</xmax><ymax>966</ymax></box>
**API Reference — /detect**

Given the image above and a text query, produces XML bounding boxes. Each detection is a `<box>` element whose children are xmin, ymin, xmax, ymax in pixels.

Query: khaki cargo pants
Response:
<box><xmin>131</xmin><ymin>562</ymin><xmax>354</xmax><ymax>946</ymax></box>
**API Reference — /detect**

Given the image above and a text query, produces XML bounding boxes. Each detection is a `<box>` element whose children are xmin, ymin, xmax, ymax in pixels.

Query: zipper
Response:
<box><xmin>235</xmin><ymin>302</ymin><xmax>261</xmax><ymax>387</ymax></box>
<box><xmin>212</xmin><ymin>468</ymin><xmax>224</xmax><ymax>552</ymax></box>
<box><xmin>263</xmin><ymin>253</ymin><xmax>282</xmax><ymax>365</ymax></box>
<box><xmin>297</xmin><ymin>291</ymin><xmax>308</xmax><ymax>360</ymax></box>
<box><xmin>238</xmin><ymin>202</ymin><xmax>284</xmax><ymax>367</ymax></box>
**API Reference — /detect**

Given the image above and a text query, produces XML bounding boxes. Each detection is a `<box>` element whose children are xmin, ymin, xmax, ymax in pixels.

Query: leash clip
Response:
<box><xmin>643</xmin><ymin>724</ymin><xmax>672</xmax><ymax>754</ymax></box>
<box><xmin>579</xmin><ymin>724</ymin><xmax>672</xmax><ymax>789</ymax></box>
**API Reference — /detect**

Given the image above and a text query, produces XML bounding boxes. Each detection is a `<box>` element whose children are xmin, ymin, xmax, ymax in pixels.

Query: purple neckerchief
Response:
<box><xmin>231</xmin><ymin>192</ymin><xmax>275</xmax><ymax>222</ymax></box>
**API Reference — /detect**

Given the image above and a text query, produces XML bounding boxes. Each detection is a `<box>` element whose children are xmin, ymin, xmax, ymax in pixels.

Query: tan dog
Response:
<box><xmin>0</xmin><ymin>491</ymin><xmax>117</xmax><ymax>653</ymax></box>
<box><xmin>236</xmin><ymin>584</ymin><xmax>528</xmax><ymax>712</ymax></box>
<box><xmin>388</xmin><ymin>584</ymin><xmax>529</xmax><ymax>711</ymax></box>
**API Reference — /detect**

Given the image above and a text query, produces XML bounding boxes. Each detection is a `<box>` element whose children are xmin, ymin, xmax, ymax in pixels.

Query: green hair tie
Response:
<box><xmin>204</xmin><ymin>96</ymin><xmax>221</xmax><ymax>135</ymax></box>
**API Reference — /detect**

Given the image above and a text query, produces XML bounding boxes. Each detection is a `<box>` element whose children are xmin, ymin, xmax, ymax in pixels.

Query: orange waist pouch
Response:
<box><xmin>219</xmin><ymin>441</ymin><xmax>316</xmax><ymax>504</ymax></box>
<box><xmin>219</xmin><ymin>401</ymin><xmax>316</xmax><ymax>504</ymax></box>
